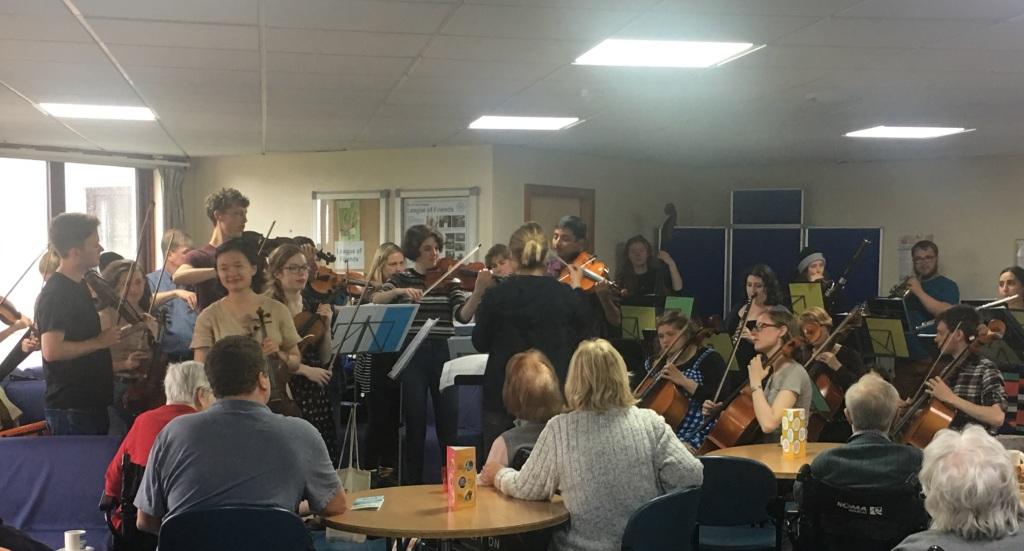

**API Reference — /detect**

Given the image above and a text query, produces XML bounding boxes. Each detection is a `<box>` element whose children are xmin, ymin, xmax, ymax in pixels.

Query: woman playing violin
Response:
<box><xmin>190</xmin><ymin>238</ymin><xmax>302</xmax><ymax>416</ymax></box>
<box><xmin>996</xmin><ymin>266</ymin><xmax>1024</xmax><ymax>310</ymax></box>
<box><xmin>371</xmin><ymin>224</ymin><xmax>471</xmax><ymax>484</ymax></box>
<box><xmin>654</xmin><ymin>310</ymin><xmax>726</xmax><ymax>450</ymax></box>
<box><xmin>705</xmin><ymin>306</ymin><xmax>812</xmax><ymax>443</ymax></box>
<box><xmin>266</xmin><ymin>243</ymin><xmax>338</xmax><ymax>460</ymax></box>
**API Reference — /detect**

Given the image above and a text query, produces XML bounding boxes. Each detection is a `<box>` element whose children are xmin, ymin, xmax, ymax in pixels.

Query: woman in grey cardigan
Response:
<box><xmin>482</xmin><ymin>339</ymin><xmax>703</xmax><ymax>551</ymax></box>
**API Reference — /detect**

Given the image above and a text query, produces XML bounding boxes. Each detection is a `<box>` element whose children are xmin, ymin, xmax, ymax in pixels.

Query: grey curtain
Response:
<box><xmin>159</xmin><ymin>166</ymin><xmax>187</xmax><ymax>232</ymax></box>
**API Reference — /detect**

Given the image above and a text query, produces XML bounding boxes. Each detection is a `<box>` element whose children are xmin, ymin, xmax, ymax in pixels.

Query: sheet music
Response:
<box><xmin>439</xmin><ymin>353</ymin><xmax>488</xmax><ymax>392</ymax></box>
<box><xmin>388</xmin><ymin>318</ymin><xmax>438</xmax><ymax>380</ymax></box>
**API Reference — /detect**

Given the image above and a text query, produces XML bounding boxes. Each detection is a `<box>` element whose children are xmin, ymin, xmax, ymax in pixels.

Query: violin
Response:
<box><xmin>891</xmin><ymin>319</ymin><xmax>1006</xmax><ymax>448</ymax></box>
<box><xmin>254</xmin><ymin>307</ymin><xmax>302</xmax><ymax>417</ymax></box>
<box><xmin>0</xmin><ymin>297</ymin><xmax>26</xmax><ymax>327</ymax></box>
<box><xmin>121</xmin><ymin>308</ymin><xmax>171</xmax><ymax>414</ymax></box>
<box><xmin>424</xmin><ymin>257</ymin><xmax>485</xmax><ymax>293</ymax></box>
<box><xmin>697</xmin><ymin>336</ymin><xmax>804</xmax><ymax>454</ymax></box>
<box><xmin>83</xmin><ymin>271</ymin><xmax>148</xmax><ymax>330</ymax></box>
<box><xmin>634</xmin><ymin>327</ymin><xmax>713</xmax><ymax>427</ymax></box>
<box><xmin>309</xmin><ymin>266</ymin><xmax>370</xmax><ymax>297</ymax></box>
<box><xmin>556</xmin><ymin>251</ymin><xmax>619</xmax><ymax>293</ymax></box>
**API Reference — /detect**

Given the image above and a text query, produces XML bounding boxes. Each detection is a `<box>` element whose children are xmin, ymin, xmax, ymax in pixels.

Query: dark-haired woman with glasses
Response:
<box><xmin>704</xmin><ymin>306</ymin><xmax>812</xmax><ymax>443</ymax></box>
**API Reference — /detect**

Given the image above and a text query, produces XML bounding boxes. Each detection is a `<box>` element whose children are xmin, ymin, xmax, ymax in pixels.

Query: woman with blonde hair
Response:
<box><xmin>483</xmin><ymin>339</ymin><xmax>702</xmax><ymax>551</ymax></box>
<box><xmin>479</xmin><ymin>350</ymin><xmax>563</xmax><ymax>485</ymax></box>
<box><xmin>472</xmin><ymin>222</ymin><xmax>588</xmax><ymax>455</ymax></box>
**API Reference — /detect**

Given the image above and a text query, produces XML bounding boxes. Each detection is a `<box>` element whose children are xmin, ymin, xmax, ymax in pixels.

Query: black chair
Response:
<box><xmin>158</xmin><ymin>506</ymin><xmax>314</xmax><ymax>551</ymax></box>
<box><xmin>621</xmin><ymin>487</ymin><xmax>701</xmax><ymax>551</ymax></box>
<box><xmin>101</xmin><ymin>453</ymin><xmax>158</xmax><ymax>551</ymax></box>
<box><xmin>510</xmin><ymin>446</ymin><xmax>533</xmax><ymax>470</ymax></box>
<box><xmin>697</xmin><ymin>456</ymin><xmax>783</xmax><ymax>551</ymax></box>
<box><xmin>792</xmin><ymin>464</ymin><xmax>928</xmax><ymax>551</ymax></box>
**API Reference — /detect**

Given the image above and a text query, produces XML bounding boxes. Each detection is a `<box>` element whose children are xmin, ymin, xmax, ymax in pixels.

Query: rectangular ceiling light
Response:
<box><xmin>574</xmin><ymin>39</ymin><xmax>762</xmax><ymax>68</ymax></box>
<box><xmin>844</xmin><ymin>126</ymin><xmax>973</xmax><ymax>139</ymax></box>
<box><xmin>39</xmin><ymin>103</ymin><xmax>156</xmax><ymax>121</ymax></box>
<box><xmin>468</xmin><ymin>116</ymin><xmax>580</xmax><ymax>131</ymax></box>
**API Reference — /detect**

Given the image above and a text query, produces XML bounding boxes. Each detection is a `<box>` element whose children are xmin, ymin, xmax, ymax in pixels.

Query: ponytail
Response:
<box><xmin>509</xmin><ymin>222</ymin><xmax>548</xmax><ymax>271</ymax></box>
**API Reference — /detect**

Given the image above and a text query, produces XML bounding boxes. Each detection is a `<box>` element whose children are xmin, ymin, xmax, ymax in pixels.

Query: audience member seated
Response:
<box><xmin>482</xmin><ymin>339</ymin><xmax>703</xmax><ymax>551</ymax></box>
<box><xmin>479</xmin><ymin>350</ymin><xmax>564</xmax><ymax>485</ymax></box>
<box><xmin>894</xmin><ymin>425</ymin><xmax>1024</xmax><ymax>550</ymax></box>
<box><xmin>796</xmin><ymin>373</ymin><xmax>922</xmax><ymax>499</ymax></box>
<box><xmin>133</xmin><ymin>336</ymin><xmax>346</xmax><ymax>534</ymax></box>
<box><xmin>102</xmin><ymin>361</ymin><xmax>213</xmax><ymax>533</ymax></box>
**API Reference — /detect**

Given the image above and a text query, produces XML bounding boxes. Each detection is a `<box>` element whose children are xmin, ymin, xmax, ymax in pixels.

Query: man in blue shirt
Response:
<box><xmin>146</xmin><ymin>229</ymin><xmax>197</xmax><ymax>362</ymax></box>
<box><xmin>904</xmin><ymin>240</ymin><xmax>959</xmax><ymax>359</ymax></box>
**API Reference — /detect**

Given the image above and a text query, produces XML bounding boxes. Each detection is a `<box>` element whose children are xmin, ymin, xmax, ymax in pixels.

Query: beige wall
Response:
<box><xmin>182</xmin><ymin>143</ymin><xmax>1024</xmax><ymax>301</ymax></box>
<box><xmin>182</xmin><ymin>145</ymin><xmax>494</xmax><ymax>247</ymax></box>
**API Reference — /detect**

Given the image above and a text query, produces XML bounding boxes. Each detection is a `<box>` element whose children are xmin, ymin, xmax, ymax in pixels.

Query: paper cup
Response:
<box><xmin>64</xmin><ymin>530</ymin><xmax>85</xmax><ymax>551</ymax></box>
<box><xmin>781</xmin><ymin>408</ymin><xmax>807</xmax><ymax>458</ymax></box>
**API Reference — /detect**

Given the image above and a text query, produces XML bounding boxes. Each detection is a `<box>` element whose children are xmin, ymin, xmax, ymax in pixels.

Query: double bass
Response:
<box><xmin>634</xmin><ymin>326</ymin><xmax>713</xmax><ymax>428</ymax></box>
<box><xmin>890</xmin><ymin>319</ymin><xmax>1005</xmax><ymax>448</ymax></box>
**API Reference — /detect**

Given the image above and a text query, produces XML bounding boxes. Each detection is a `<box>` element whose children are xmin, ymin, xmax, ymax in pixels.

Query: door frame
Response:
<box><xmin>524</xmin><ymin>184</ymin><xmax>596</xmax><ymax>245</ymax></box>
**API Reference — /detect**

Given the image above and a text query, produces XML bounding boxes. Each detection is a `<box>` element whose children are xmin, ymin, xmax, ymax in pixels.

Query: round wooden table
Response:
<box><xmin>706</xmin><ymin>442</ymin><xmax>840</xmax><ymax>479</ymax></box>
<box><xmin>323</xmin><ymin>484</ymin><xmax>569</xmax><ymax>545</ymax></box>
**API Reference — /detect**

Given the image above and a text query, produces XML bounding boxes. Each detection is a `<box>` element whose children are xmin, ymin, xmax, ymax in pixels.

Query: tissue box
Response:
<box><xmin>781</xmin><ymin>408</ymin><xmax>807</xmax><ymax>458</ymax></box>
<box><xmin>445</xmin><ymin>446</ymin><xmax>477</xmax><ymax>510</ymax></box>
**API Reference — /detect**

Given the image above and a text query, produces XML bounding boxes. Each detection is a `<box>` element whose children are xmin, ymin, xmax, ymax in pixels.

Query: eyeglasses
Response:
<box><xmin>752</xmin><ymin>323</ymin><xmax>782</xmax><ymax>333</ymax></box>
<box><xmin>283</xmin><ymin>265</ymin><xmax>309</xmax><ymax>274</ymax></box>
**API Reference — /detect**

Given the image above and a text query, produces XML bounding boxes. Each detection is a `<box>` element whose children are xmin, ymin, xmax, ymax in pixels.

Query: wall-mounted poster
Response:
<box><xmin>397</xmin><ymin>189</ymin><xmax>478</xmax><ymax>261</ymax></box>
<box><xmin>335</xmin><ymin>200</ymin><xmax>360</xmax><ymax>242</ymax></box>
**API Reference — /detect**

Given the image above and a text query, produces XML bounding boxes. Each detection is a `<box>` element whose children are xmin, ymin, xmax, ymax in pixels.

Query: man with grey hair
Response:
<box><xmin>797</xmin><ymin>373</ymin><xmax>922</xmax><ymax>496</ymax></box>
<box><xmin>894</xmin><ymin>425</ymin><xmax>1024</xmax><ymax>550</ymax></box>
<box><xmin>103</xmin><ymin>361</ymin><xmax>212</xmax><ymax>531</ymax></box>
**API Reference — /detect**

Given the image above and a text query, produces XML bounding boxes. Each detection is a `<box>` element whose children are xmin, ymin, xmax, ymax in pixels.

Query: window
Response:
<box><xmin>0</xmin><ymin>157</ymin><xmax>49</xmax><ymax>363</ymax></box>
<box><xmin>65</xmin><ymin>163</ymin><xmax>138</xmax><ymax>259</ymax></box>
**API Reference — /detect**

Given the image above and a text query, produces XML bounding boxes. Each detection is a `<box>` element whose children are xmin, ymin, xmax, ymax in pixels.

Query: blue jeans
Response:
<box><xmin>45</xmin><ymin>408</ymin><xmax>109</xmax><ymax>435</ymax></box>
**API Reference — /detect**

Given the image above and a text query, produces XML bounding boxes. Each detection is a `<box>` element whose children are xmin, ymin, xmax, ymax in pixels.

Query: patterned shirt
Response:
<box><xmin>379</xmin><ymin>269</ymin><xmax>468</xmax><ymax>342</ymax></box>
<box><xmin>949</xmin><ymin>356</ymin><xmax>1007</xmax><ymax>432</ymax></box>
<box><xmin>675</xmin><ymin>347</ymin><xmax>718</xmax><ymax>449</ymax></box>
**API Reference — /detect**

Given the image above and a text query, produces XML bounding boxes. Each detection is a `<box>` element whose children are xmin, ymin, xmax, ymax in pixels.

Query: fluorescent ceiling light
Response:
<box><xmin>574</xmin><ymin>39</ymin><xmax>762</xmax><ymax>68</ymax></box>
<box><xmin>468</xmin><ymin>116</ymin><xmax>580</xmax><ymax>131</ymax></box>
<box><xmin>39</xmin><ymin>103</ymin><xmax>156</xmax><ymax>121</ymax></box>
<box><xmin>844</xmin><ymin>126</ymin><xmax>973</xmax><ymax>139</ymax></box>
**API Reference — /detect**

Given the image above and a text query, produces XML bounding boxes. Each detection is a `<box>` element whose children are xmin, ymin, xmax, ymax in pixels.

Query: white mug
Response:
<box><xmin>64</xmin><ymin>529</ymin><xmax>86</xmax><ymax>551</ymax></box>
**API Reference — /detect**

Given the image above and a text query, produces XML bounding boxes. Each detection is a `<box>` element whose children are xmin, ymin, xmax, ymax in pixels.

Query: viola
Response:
<box><xmin>309</xmin><ymin>266</ymin><xmax>370</xmax><ymax>297</ymax></box>
<box><xmin>121</xmin><ymin>308</ymin><xmax>170</xmax><ymax>414</ymax></box>
<box><xmin>294</xmin><ymin>307</ymin><xmax>330</xmax><ymax>354</ymax></box>
<box><xmin>254</xmin><ymin>307</ymin><xmax>302</xmax><ymax>417</ymax></box>
<box><xmin>635</xmin><ymin>327</ymin><xmax>713</xmax><ymax>427</ymax></box>
<box><xmin>697</xmin><ymin>336</ymin><xmax>804</xmax><ymax>454</ymax></box>
<box><xmin>556</xmin><ymin>251</ymin><xmax>618</xmax><ymax>293</ymax></box>
<box><xmin>891</xmin><ymin>319</ymin><xmax>1006</xmax><ymax>448</ymax></box>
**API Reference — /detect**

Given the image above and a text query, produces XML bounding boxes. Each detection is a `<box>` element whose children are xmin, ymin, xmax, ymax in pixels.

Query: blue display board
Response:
<box><xmin>730</xmin><ymin>227</ymin><xmax>802</xmax><ymax>307</ymax></box>
<box><xmin>665</xmin><ymin>227</ymin><xmax>727</xmax><ymax>320</ymax></box>
<box><xmin>806</xmin><ymin>227</ymin><xmax>882</xmax><ymax>312</ymax></box>
<box><xmin>732</xmin><ymin>189</ymin><xmax>803</xmax><ymax>225</ymax></box>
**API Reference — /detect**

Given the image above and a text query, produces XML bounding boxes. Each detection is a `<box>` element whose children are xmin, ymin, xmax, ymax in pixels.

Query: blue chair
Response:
<box><xmin>158</xmin><ymin>506</ymin><xmax>314</xmax><ymax>551</ymax></box>
<box><xmin>697</xmin><ymin>456</ymin><xmax>782</xmax><ymax>551</ymax></box>
<box><xmin>621</xmin><ymin>487</ymin><xmax>701</xmax><ymax>551</ymax></box>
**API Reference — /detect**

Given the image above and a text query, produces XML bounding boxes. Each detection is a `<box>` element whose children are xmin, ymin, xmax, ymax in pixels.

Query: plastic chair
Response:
<box><xmin>158</xmin><ymin>506</ymin><xmax>314</xmax><ymax>551</ymax></box>
<box><xmin>697</xmin><ymin>456</ymin><xmax>783</xmax><ymax>551</ymax></box>
<box><xmin>792</xmin><ymin>464</ymin><xmax>928</xmax><ymax>551</ymax></box>
<box><xmin>621</xmin><ymin>487</ymin><xmax>701</xmax><ymax>551</ymax></box>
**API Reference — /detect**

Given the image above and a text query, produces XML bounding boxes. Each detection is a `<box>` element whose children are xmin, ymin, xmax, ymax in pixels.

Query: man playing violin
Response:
<box><xmin>173</xmin><ymin>188</ymin><xmax>249</xmax><ymax>312</ymax></box>
<box><xmin>546</xmin><ymin>215</ymin><xmax>620</xmax><ymax>339</ymax></box>
<box><xmin>37</xmin><ymin>213</ymin><xmax>124</xmax><ymax>435</ymax></box>
<box><xmin>921</xmin><ymin>305</ymin><xmax>1006</xmax><ymax>432</ymax></box>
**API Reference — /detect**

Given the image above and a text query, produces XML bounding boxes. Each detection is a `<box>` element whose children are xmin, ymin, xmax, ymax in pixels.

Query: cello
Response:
<box><xmin>800</xmin><ymin>304</ymin><xmax>867</xmax><ymax>440</ymax></box>
<box><xmin>697</xmin><ymin>336</ymin><xmax>804</xmax><ymax>454</ymax></box>
<box><xmin>634</xmin><ymin>326</ymin><xmax>713</xmax><ymax>428</ymax></box>
<box><xmin>890</xmin><ymin>319</ymin><xmax>1005</xmax><ymax>448</ymax></box>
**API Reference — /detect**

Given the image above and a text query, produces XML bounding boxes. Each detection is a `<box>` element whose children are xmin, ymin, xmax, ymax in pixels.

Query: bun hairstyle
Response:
<box><xmin>509</xmin><ymin>222</ymin><xmax>548</xmax><ymax>270</ymax></box>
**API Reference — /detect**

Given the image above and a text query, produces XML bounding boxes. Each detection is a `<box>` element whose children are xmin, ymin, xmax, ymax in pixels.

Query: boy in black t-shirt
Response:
<box><xmin>37</xmin><ymin>213</ymin><xmax>122</xmax><ymax>435</ymax></box>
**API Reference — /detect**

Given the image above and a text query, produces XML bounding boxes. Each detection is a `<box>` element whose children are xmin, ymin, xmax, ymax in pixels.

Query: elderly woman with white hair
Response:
<box><xmin>893</xmin><ymin>425</ymin><xmax>1024</xmax><ymax>550</ymax></box>
<box><xmin>103</xmin><ymin>361</ymin><xmax>213</xmax><ymax>530</ymax></box>
<box><xmin>481</xmin><ymin>339</ymin><xmax>703</xmax><ymax>551</ymax></box>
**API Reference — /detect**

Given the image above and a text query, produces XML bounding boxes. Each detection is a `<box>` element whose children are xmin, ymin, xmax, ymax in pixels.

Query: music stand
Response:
<box><xmin>621</xmin><ymin>305</ymin><xmax>656</xmax><ymax>341</ymax></box>
<box><xmin>864</xmin><ymin>317</ymin><xmax>910</xmax><ymax>358</ymax></box>
<box><xmin>789</xmin><ymin>282</ymin><xmax>825</xmax><ymax>316</ymax></box>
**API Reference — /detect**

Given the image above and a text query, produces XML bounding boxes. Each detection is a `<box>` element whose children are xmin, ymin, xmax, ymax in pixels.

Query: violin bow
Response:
<box><xmin>421</xmin><ymin>243</ymin><xmax>483</xmax><ymax>296</ymax></box>
<box><xmin>0</xmin><ymin>248</ymin><xmax>47</xmax><ymax>313</ymax></box>
<box><xmin>146</xmin><ymin>229</ymin><xmax>178</xmax><ymax>317</ymax></box>
<box><xmin>799</xmin><ymin>303</ymin><xmax>866</xmax><ymax>370</ymax></box>
<box><xmin>115</xmin><ymin>202</ymin><xmax>154</xmax><ymax>325</ymax></box>
<box><xmin>254</xmin><ymin>220</ymin><xmax>277</xmax><ymax>258</ymax></box>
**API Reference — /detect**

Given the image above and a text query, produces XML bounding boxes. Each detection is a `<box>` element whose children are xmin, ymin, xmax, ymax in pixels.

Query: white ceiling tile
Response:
<box><xmin>467</xmin><ymin>0</ymin><xmax>659</xmax><ymax>9</ymax></box>
<box><xmin>442</xmin><ymin>4</ymin><xmax>638</xmax><ymax>40</ymax></box>
<box><xmin>411</xmin><ymin>58</ymin><xmax>561</xmax><ymax>81</ymax></box>
<box><xmin>77</xmin><ymin>0</ymin><xmax>258</xmax><ymax>25</ymax></box>
<box><xmin>0</xmin><ymin>39</ymin><xmax>108</xmax><ymax>64</ymax></box>
<box><xmin>264</xmin><ymin>28</ymin><xmax>430</xmax><ymax>57</ymax></box>
<box><xmin>617</xmin><ymin>13</ymin><xmax>818</xmax><ymax>43</ymax></box>
<box><xmin>654</xmin><ymin>1</ymin><xmax>862</xmax><ymax>17</ymax></box>
<box><xmin>0</xmin><ymin>59</ymin><xmax>138</xmax><ymax>103</ymax></box>
<box><xmin>263</xmin><ymin>0</ymin><xmax>453</xmax><ymax>33</ymax></box>
<box><xmin>267</xmin><ymin>72</ymin><xmax>399</xmax><ymax>95</ymax></box>
<box><xmin>930</xmin><ymin>20</ymin><xmax>1024</xmax><ymax>50</ymax></box>
<box><xmin>423</xmin><ymin>35</ymin><xmax>590</xmax><ymax>63</ymax></box>
<box><xmin>0</xmin><ymin>14</ymin><xmax>92</xmax><ymax>42</ymax></box>
<box><xmin>264</xmin><ymin>52</ymin><xmax>412</xmax><ymax>77</ymax></box>
<box><xmin>0</xmin><ymin>0</ymin><xmax>71</xmax><ymax>17</ymax></box>
<box><xmin>777</xmin><ymin>17</ymin><xmax>988</xmax><ymax>48</ymax></box>
<box><xmin>110</xmin><ymin>45</ymin><xmax>259</xmax><ymax>70</ymax></box>
<box><xmin>88</xmin><ymin>19</ymin><xmax>258</xmax><ymax>50</ymax></box>
<box><xmin>873</xmin><ymin>47</ymin><xmax>1024</xmax><ymax>72</ymax></box>
<box><xmin>726</xmin><ymin>44</ymin><xmax>905</xmax><ymax>70</ymax></box>
<box><xmin>837</xmin><ymin>0</ymin><xmax>1024</xmax><ymax>20</ymax></box>
<box><xmin>65</xmin><ymin>119</ymin><xmax>183</xmax><ymax>154</ymax></box>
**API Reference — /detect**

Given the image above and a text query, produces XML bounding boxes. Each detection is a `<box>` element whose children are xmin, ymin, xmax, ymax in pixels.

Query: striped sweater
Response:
<box><xmin>379</xmin><ymin>269</ymin><xmax>468</xmax><ymax>341</ymax></box>
<box><xmin>495</xmin><ymin>407</ymin><xmax>703</xmax><ymax>551</ymax></box>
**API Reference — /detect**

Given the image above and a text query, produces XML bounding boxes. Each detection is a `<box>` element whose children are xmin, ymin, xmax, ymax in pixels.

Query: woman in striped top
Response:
<box><xmin>373</xmin><ymin>225</ymin><xmax>473</xmax><ymax>484</ymax></box>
